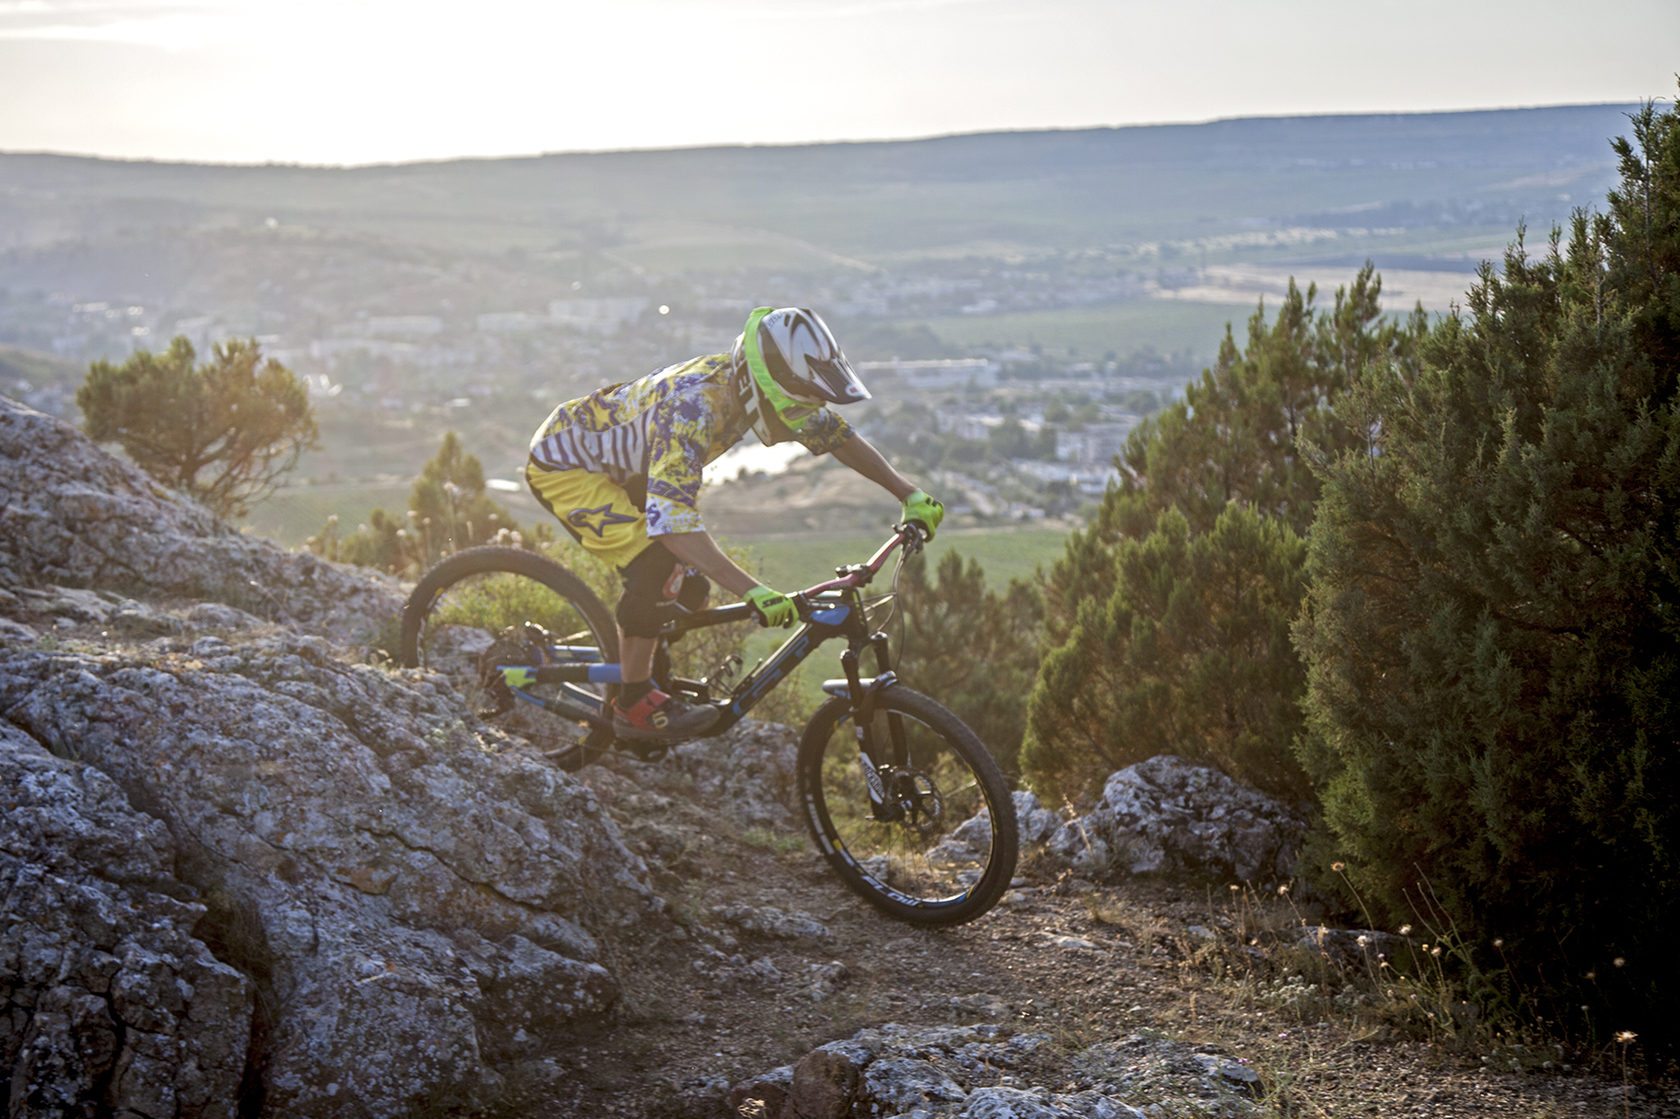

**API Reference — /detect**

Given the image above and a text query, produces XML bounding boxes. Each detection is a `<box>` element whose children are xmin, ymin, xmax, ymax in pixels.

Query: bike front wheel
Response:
<box><xmin>798</xmin><ymin>686</ymin><xmax>1017</xmax><ymax>926</ymax></box>
<box><xmin>399</xmin><ymin>546</ymin><xmax>619</xmax><ymax>768</ymax></box>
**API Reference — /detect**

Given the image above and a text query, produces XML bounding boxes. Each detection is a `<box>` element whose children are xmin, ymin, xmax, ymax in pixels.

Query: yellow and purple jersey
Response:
<box><xmin>527</xmin><ymin>353</ymin><xmax>853</xmax><ymax>536</ymax></box>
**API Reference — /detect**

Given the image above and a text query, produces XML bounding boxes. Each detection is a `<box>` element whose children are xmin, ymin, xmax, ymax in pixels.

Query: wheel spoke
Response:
<box><xmin>400</xmin><ymin>548</ymin><xmax>618</xmax><ymax>768</ymax></box>
<box><xmin>803</xmin><ymin>690</ymin><xmax>1015</xmax><ymax>919</ymax></box>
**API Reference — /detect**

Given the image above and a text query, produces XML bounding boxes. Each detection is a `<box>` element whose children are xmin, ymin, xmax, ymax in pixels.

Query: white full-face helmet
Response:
<box><xmin>731</xmin><ymin>306</ymin><xmax>871</xmax><ymax>445</ymax></box>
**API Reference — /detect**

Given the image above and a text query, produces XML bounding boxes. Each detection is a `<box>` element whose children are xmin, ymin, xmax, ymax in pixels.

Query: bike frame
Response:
<box><xmin>514</xmin><ymin>525</ymin><xmax>925</xmax><ymax>740</ymax></box>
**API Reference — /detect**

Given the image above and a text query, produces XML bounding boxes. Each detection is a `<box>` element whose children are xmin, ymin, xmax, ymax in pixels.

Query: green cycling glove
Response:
<box><xmin>743</xmin><ymin>584</ymin><xmax>797</xmax><ymax>628</ymax></box>
<box><xmin>901</xmin><ymin>489</ymin><xmax>945</xmax><ymax>539</ymax></box>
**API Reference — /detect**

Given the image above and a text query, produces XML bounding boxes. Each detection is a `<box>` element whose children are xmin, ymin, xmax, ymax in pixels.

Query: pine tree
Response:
<box><xmin>1295</xmin><ymin>96</ymin><xmax>1680</xmax><ymax>1044</ymax></box>
<box><xmin>77</xmin><ymin>336</ymin><xmax>317</xmax><ymax>519</ymax></box>
<box><xmin>1028</xmin><ymin>269</ymin><xmax>1421</xmax><ymax>801</ymax></box>
<box><xmin>894</xmin><ymin>550</ymin><xmax>1043</xmax><ymax>777</ymax></box>
<box><xmin>312</xmin><ymin>432</ymin><xmax>531</xmax><ymax>575</ymax></box>
<box><xmin>1025</xmin><ymin>503</ymin><xmax>1310</xmax><ymax>801</ymax></box>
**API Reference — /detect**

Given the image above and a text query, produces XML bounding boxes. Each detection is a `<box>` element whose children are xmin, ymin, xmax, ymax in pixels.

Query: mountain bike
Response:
<box><xmin>397</xmin><ymin>524</ymin><xmax>1018</xmax><ymax>926</ymax></box>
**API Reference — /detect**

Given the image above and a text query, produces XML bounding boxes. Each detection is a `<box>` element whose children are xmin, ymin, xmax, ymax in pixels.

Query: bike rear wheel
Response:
<box><xmin>797</xmin><ymin>686</ymin><xmax>1017</xmax><ymax>925</ymax></box>
<box><xmin>399</xmin><ymin>546</ymin><xmax>619</xmax><ymax>769</ymax></box>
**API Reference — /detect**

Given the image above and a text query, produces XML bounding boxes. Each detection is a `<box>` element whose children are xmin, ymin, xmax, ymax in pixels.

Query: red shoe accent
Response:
<box><xmin>613</xmin><ymin>688</ymin><xmax>718</xmax><ymax>741</ymax></box>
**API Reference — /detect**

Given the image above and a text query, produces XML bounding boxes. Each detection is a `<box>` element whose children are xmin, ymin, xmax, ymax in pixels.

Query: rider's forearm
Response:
<box><xmin>657</xmin><ymin>530</ymin><xmax>762</xmax><ymax>597</ymax></box>
<box><xmin>831</xmin><ymin>432</ymin><xmax>919</xmax><ymax>502</ymax></box>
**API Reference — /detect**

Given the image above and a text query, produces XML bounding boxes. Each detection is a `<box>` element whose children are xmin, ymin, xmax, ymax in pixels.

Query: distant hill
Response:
<box><xmin>0</xmin><ymin>103</ymin><xmax>1640</xmax><ymax>266</ymax></box>
<box><xmin>0</xmin><ymin>102</ymin><xmax>1644</xmax><ymax>376</ymax></box>
<box><xmin>0</xmin><ymin>345</ymin><xmax>79</xmax><ymax>418</ymax></box>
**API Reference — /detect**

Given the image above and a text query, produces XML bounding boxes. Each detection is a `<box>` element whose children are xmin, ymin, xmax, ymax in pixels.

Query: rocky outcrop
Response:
<box><xmin>0</xmin><ymin>394</ymin><xmax>661</xmax><ymax>1115</ymax></box>
<box><xmin>1046</xmin><ymin>756</ymin><xmax>1307</xmax><ymax>883</ymax></box>
<box><xmin>730</xmin><ymin>1022</ymin><xmax>1266</xmax><ymax>1119</ymax></box>
<box><xmin>669</xmin><ymin>720</ymin><xmax>801</xmax><ymax>830</ymax></box>
<box><xmin>0</xmin><ymin>396</ymin><xmax>402</xmax><ymax>644</ymax></box>
<box><xmin>0</xmin><ymin>627</ymin><xmax>660</xmax><ymax>1116</ymax></box>
<box><xmin>1</xmin><ymin>723</ymin><xmax>252</xmax><ymax>1119</ymax></box>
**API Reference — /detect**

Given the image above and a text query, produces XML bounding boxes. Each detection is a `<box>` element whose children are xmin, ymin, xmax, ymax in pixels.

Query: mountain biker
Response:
<box><xmin>524</xmin><ymin>306</ymin><xmax>945</xmax><ymax>743</ymax></box>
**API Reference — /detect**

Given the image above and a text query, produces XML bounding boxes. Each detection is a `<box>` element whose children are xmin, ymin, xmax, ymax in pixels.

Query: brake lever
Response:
<box><xmin>897</xmin><ymin>521</ymin><xmax>930</xmax><ymax>553</ymax></box>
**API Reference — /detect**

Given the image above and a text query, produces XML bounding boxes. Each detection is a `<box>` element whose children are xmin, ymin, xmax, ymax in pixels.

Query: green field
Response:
<box><xmin>733</xmin><ymin>525</ymin><xmax>1070</xmax><ymax>593</ymax></box>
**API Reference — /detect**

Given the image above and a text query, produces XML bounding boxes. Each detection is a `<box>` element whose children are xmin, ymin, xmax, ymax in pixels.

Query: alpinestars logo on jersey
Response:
<box><xmin>567</xmin><ymin>503</ymin><xmax>637</xmax><ymax>538</ymax></box>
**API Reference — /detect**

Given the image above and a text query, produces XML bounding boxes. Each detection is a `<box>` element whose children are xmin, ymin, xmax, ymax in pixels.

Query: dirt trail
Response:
<box><xmin>512</xmin><ymin>750</ymin><xmax>1679</xmax><ymax>1119</ymax></box>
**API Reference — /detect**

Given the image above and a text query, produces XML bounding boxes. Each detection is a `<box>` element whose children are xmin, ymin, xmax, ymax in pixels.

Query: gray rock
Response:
<box><xmin>1071</xmin><ymin>1033</ymin><xmax>1265</xmax><ymax>1111</ymax></box>
<box><xmin>962</xmin><ymin>1086</ymin><xmax>1137</xmax><ymax>1118</ymax></box>
<box><xmin>951</xmin><ymin>789</ymin><xmax>1062</xmax><ymax>852</ymax></box>
<box><xmin>0</xmin><ymin>396</ymin><xmax>403</xmax><ymax>644</ymax></box>
<box><xmin>1047</xmin><ymin>756</ymin><xmax>1306</xmax><ymax>882</ymax></box>
<box><xmin>1194</xmin><ymin>1053</ymin><xmax>1261</xmax><ymax>1087</ymax></box>
<box><xmin>735</xmin><ymin>1023</ymin><xmax>1158</xmax><ymax>1119</ymax></box>
<box><xmin>1295</xmin><ymin>926</ymin><xmax>1414</xmax><ymax>970</ymax></box>
<box><xmin>0</xmin><ymin>628</ymin><xmax>657</xmax><ymax>1116</ymax></box>
<box><xmin>864</xmin><ymin>1056</ymin><xmax>969</xmax><ymax>1113</ymax></box>
<box><xmin>713</xmin><ymin>903</ymin><xmax>833</xmax><ymax>943</ymax></box>
<box><xmin>669</xmin><ymin>719</ymin><xmax>800</xmax><ymax>829</ymax></box>
<box><xmin>934</xmin><ymin>789</ymin><xmax>1061</xmax><ymax>870</ymax></box>
<box><xmin>1</xmin><ymin>725</ymin><xmax>252</xmax><ymax>1117</ymax></box>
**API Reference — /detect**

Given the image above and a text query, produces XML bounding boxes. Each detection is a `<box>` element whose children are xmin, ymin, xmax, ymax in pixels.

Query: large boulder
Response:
<box><xmin>1047</xmin><ymin>755</ymin><xmax>1307</xmax><ymax>883</ymax></box>
<box><xmin>0</xmin><ymin>633</ymin><xmax>660</xmax><ymax>1116</ymax></box>
<box><xmin>0</xmin><ymin>396</ymin><xmax>402</xmax><ymax>644</ymax></box>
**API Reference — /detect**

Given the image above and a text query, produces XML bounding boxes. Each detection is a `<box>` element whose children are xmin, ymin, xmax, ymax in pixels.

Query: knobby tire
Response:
<box><xmin>399</xmin><ymin>546</ymin><xmax>617</xmax><ymax>669</ymax></box>
<box><xmin>797</xmin><ymin>687</ymin><xmax>1017</xmax><ymax>926</ymax></box>
<box><xmin>398</xmin><ymin>546</ymin><xmax>619</xmax><ymax>767</ymax></box>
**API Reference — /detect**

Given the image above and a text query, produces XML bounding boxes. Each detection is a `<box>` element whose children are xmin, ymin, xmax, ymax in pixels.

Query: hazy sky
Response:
<box><xmin>2</xmin><ymin>0</ymin><xmax>1675</xmax><ymax>166</ymax></box>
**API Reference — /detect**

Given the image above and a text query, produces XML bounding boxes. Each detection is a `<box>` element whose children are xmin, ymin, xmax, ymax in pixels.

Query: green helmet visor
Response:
<box><xmin>741</xmin><ymin>306</ymin><xmax>818</xmax><ymax>432</ymax></box>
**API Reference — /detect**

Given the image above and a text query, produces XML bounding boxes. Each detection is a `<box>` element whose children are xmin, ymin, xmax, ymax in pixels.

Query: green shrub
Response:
<box><xmin>1294</xmin><ymin>95</ymin><xmax>1680</xmax><ymax>1050</ymax></box>
<box><xmin>892</xmin><ymin>550</ymin><xmax>1044</xmax><ymax>779</ymax></box>
<box><xmin>1024</xmin><ymin>502</ymin><xmax>1310</xmax><ymax>802</ymax></box>
<box><xmin>1029</xmin><ymin>267</ymin><xmax>1424</xmax><ymax>805</ymax></box>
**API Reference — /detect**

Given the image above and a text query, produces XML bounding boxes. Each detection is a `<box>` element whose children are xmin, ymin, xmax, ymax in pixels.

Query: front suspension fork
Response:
<box><xmin>843</xmin><ymin>638</ymin><xmax>910</xmax><ymax>823</ymax></box>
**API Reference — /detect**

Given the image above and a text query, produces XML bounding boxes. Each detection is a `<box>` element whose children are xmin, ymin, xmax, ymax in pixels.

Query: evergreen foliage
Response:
<box><xmin>77</xmin><ymin>336</ymin><xmax>317</xmax><ymax>519</ymax></box>
<box><xmin>311</xmin><ymin>432</ymin><xmax>537</xmax><ymax>574</ymax></box>
<box><xmin>1294</xmin><ymin>97</ymin><xmax>1680</xmax><ymax>1045</ymax></box>
<box><xmin>1025</xmin><ymin>503</ymin><xmax>1310</xmax><ymax>800</ymax></box>
<box><xmin>892</xmin><ymin>550</ymin><xmax>1043</xmax><ymax>778</ymax></box>
<box><xmin>1027</xmin><ymin>269</ymin><xmax>1422</xmax><ymax>801</ymax></box>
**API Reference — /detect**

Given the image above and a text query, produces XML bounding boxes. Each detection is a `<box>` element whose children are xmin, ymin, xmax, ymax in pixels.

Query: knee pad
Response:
<box><xmin>615</xmin><ymin>543</ymin><xmax>681</xmax><ymax>638</ymax></box>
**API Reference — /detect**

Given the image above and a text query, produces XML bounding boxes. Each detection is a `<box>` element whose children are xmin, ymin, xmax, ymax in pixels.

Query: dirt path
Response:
<box><xmin>505</xmin><ymin>751</ymin><xmax>1679</xmax><ymax>1119</ymax></box>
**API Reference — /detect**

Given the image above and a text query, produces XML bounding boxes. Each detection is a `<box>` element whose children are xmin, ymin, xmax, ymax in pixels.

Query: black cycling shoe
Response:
<box><xmin>612</xmin><ymin>688</ymin><xmax>718</xmax><ymax>742</ymax></box>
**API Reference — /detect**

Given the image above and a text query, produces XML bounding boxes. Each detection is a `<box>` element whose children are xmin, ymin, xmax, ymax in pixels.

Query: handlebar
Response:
<box><xmin>798</xmin><ymin>521</ymin><xmax>927</xmax><ymax>598</ymax></box>
<box><xmin>666</xmin><ymin>523</ymin><xmax>927</xmax><ymax>634</ymax></box>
